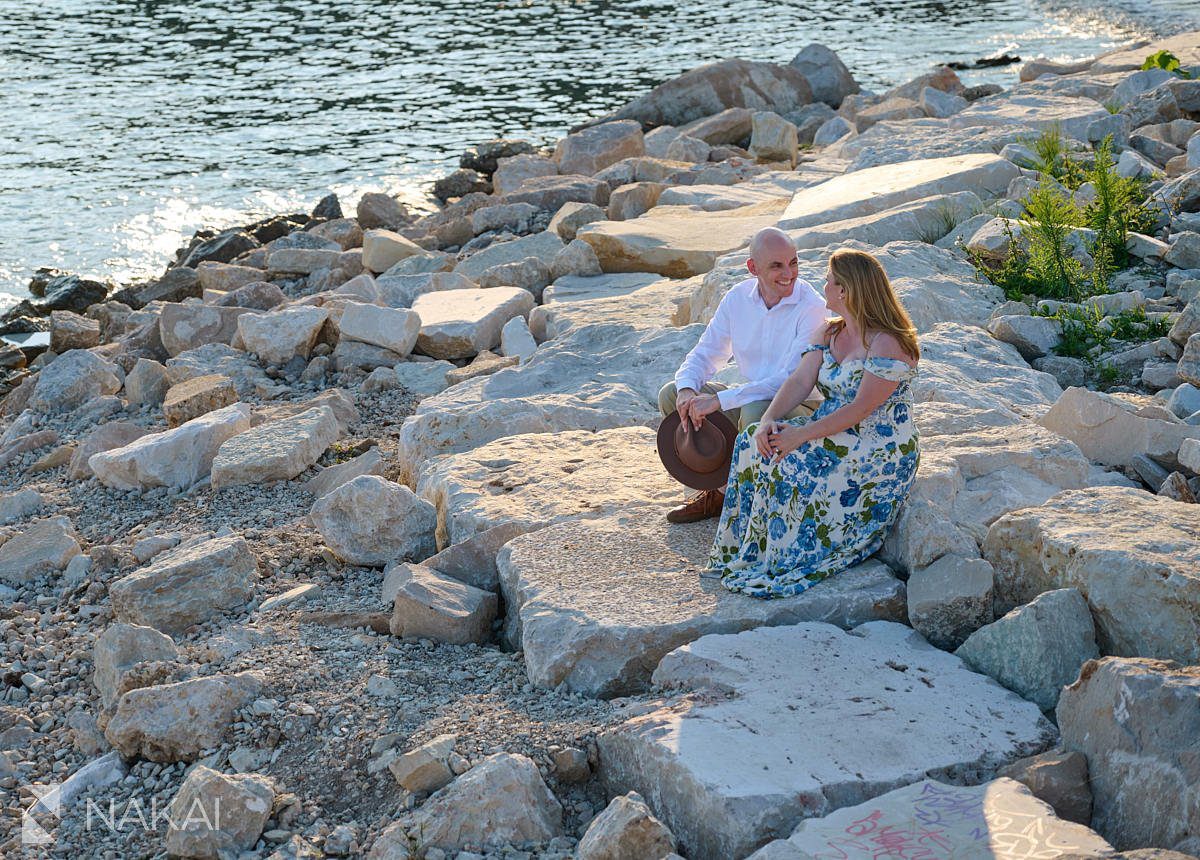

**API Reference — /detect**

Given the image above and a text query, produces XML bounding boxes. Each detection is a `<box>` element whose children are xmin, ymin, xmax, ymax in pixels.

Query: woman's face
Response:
<box><xmin>824</xmin><ymin>270</ymin><xmax>846</xmax><ymax>314</ymax></box>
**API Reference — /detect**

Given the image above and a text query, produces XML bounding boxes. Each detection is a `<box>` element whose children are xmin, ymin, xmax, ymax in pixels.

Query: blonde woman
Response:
<box><xmin>707</xmin><ymin>249</ymin><xmax>920</xmax><ymax>598</ymax></box>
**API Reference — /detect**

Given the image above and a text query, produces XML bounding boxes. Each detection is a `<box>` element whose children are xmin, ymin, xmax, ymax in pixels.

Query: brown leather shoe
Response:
<box><xmin>666</xmin><ymin>488</ymin><xmax>725</xmax><ymax>524</ymax></box>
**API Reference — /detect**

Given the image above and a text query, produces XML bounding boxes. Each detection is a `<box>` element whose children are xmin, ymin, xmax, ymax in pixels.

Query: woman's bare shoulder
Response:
<box><xmin>868</xmin><ymin>331</ymin><xmax>917</xmax><ymax>366</ymax></box>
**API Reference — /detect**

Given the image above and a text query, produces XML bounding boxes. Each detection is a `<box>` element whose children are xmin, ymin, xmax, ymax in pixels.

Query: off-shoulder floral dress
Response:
<box><xmin>708</xmin><ymin>345</ymin><xmax>919</xmax><ymax>598</ymax></box>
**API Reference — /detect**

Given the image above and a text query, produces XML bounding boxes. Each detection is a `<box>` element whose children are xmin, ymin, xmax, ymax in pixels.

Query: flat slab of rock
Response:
<box><xmin>412</xmin><ymin>287</ymin><xmax>535</xmax><ymax>360</ymax></box>
<box><xmin>165</xmin><ymin>344</ymin><xmax>272</xmax><ymax>398</ymax></box>
<box><xmin>28</xmin><ymin>349</ymin><xmax>121</xmax><ymax>414</ymax></box>
<box><xmin>388</xmin><ymin>563</ymin><xmax>498</xmax><ymax>644</ymax></box>
<box><xmin>829</xmin><ymin>118</ymin><xmax>1030</xmax><ymax>171</ymax></box>
<box><xmin>338</xmin><ymin>302</ymin><xmax>420</xmax><ymax>356</ymax></box>
<box><xmin>416</xmin><ymin>427</ymin><xmax>681</xmax><ymax>549</ymax></box>
<box><xmin>397</xmin><ymin>323</ymin><xmax>699</xmax><ymax>482</ymax></box>
<box><xmin>1058</xmin><ymin>656</ymin><xmax>1200</xmax><ymax>850</ymax></box>
<box><xmin>578</xmin><ymin>201</ymin><xmax>786</xmax><ymax>278</ymax></box>
<box><xmin>211</xmin><ymin>405</ymin><xmax>339</xmax><ymax>490</ymax></box>
<box><xmin>110</xmin><ymin>534</ymin><xmax>257</xmax><ymax>634</ymax></box>
<box><xmin>747</xmin><ymin>778</ymin><xmax>1112</xmax><ymax>859</ymax></box>
<box><xmin>787</xmin><ymin>192</ymin><xmax>981</xmax><ymax>254</ymax></box>
<box><xmin>529</xmin><ymin>275</ymin><xmax>695</xmax><ymax>340</ymax></box>
<box><xmin>90</xmin><ymin>403</ymin><xmax>254</xmax><ymax>491</ymax></box>
<box><xmin>599</xmin><ymin>622</ymin><xmax>1057</xmax><ymax>860</ymax></box>
<box><xmin>159</xmin><ymin>303</ymin><xmax>258</xmax><ymax>356</ymax></box>
<box><xmin>1038</xmin><ymin>385</ymin><xmax>1200</xmax><ymax>469</ymax></box>
<box><xmin>950</xmin><ymin>93</ymin><xmax>1111</xmax><ymax>141</ymax></box>
<box><xmin>0</xmin><ymin>515</ymin><xmax>81</xmax><ymax>585</ymax></box>
<box><xmin>162</xmin><ymin>374</ymin><xmax>237</xmax><ymax>428</ymax></box>
<box><xmin>104</xmin><ymin>672</ymin><xmax>262</xmax><ymax>762</ymax></box>
<box><xmin>985</xmin><ymin>486</ymin><xmax>1200</xmax><ymax>665</ymax></box>
<box><xmin>498</xmin><ymin>506</ymin><xmax>906</xmax><ymax>696</ymax></box>
<box><xmin>304</xmin><ymin>447</ymin><xmax>383</xmax><ymax>500</ymax></box>
<box><xmin>542</xmin><ymin>272</ymin><xmax>662</xmax><ymax>304</ymax></box>
<box><xmin>914</xmin><ymin>323</ymin><xmax>1063</xmax><ymax>411</ymax></box>
<box><xmin>452</xmin><ymin>231</ymin><xmax>564</xmax><ymax>281</ymax></box>
<box><xmin>777</xmin><ymin>154</ymin><xmax>1018</xmax><ymax>231</ymax></box>
<box><xmin>236</xmin><ymin>305</ymin><xmax>328</xmax><ymax>365</ymax></box>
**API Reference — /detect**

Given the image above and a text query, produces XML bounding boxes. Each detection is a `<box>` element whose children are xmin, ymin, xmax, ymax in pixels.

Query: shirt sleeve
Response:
<box><xmin>674</xmin><ymin>294</ymin><xmax>734</xmax><ymax>394</ymax></box>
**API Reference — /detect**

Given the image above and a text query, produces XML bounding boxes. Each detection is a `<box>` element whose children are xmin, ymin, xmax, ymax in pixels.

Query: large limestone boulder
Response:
<box><xmin>361</xmin><ymin>229</ymin><xmax>425</xmax><ymax>273</ymax></box>
<box><xmin>555</xmin><ymin>120</ymin><xmax>644</xmax><ymax>176</ymax></box>
<box><xmin>211</xmin><ymin>405</ymin><xmax>339</xmax><ymax>490</ymax></box>
<box><xmin>787</xmin><ymin>192</ymin><xmax>981</xmax><ymax>252</ymax></box>
<box><xmin>68</xmin><ymin>422</ymin><xmax>150</xmax><ymax>480</ymax></box>
<box><xmin>747</xmin><ymin>778</ymin><xmax>1112</xmax><ymax>859</ymax></box>
<box><xmin>600</xmin><ymin>622</ymin><xmax>1056</xmax><ymax>859</ymax></box>
<box><xmin>883</xmin><ymin>416</ymin><xmax>1103</xmax><ymax>574</ymax></box>
<box><xmin>498</xmin><ymin>506</ymin><xmax>906</xmax><ymax>696</ymax></box>
<box><xmin>411</xmin><ymin>287</ymin><xmax>535</xmax><ymax>360</ymax></box>
<box><xmin>985</xmin><ymin>486</ymin><xmax>1200</xmax><ymax>665</ymax></box>
<box><xmin>104</xmin><ymin>672</ymin><xmax>263</xmax><ymax>762</ymax></box>
<box><xmin>577</xmin><ymin>792</ymin><xmax>677</xmax><ymax>860</ymax></box>
<box><xmin>1090</xmin><ymin>32</ymin><xmax>1200</xmax><ymax>74</ymax></box>
<box><xmin>777</xmin><ymin>154</ymin><xmax>1019</xmax><ymax>231</ymax></box>
<box><xmin>338</xmin><ymin>302</ymin><xmax>420</xmax><ymax>356</ymax></box>
<box><xmin>542</xmin><ymin>272</ymin><xmax>662</xmax><ymax>304</ymax></box>
<box><xmin>403</xmin><ymin>753</ymin><xmax>562</xmax><ymax>853</ymax></box>
<box><xmin>950</xmin><ymin>93</ymin><xmax>1111</xmax><ymax>141</ymax></box>
<box><xmin>417</xmin><ymin>427</ymin><xmax>678</xmax><ymax>548</ymax></box>
<box><xmin>529</xmin><ymin>275</ymin><xmax>694</xmax><ymax>340</ymax></box>
<box><xmin>92</xmin><ymin>623</ymin><xmax>180</xmax><ymax>711</ymax></box>
<box><xmin>906</xmin><ymin>554</ymin><xmax>994</xmax><ymax>651</ymax></box>
<box><xmin>789</xmin><ymin>43</ymin><xmax>858</xmax><ymax>108</ymax></box>
<box><xmin>914</xmin><ymin>323</ymin><xmax>1063</xmax><ymax>411</ymax></box>
<box><xmin>28</xmin><ymin>349</ymin><xmax>121</xmax><ymax>414</ymax></box>
<box><xmin>159</xmin><ymin>303</ymin><xmax>257</xmax><ymax>356</ymax></box>
<box><xmin>388</xmin><ymin>564</ymin><xmax>498</xmax><ymax>645</ymax></box>
<box><xmin>236</xmin><ymin>305</ymin><xmax>329</xmax><ymax>365</ymax></box>
<box><xmin>578</xmin><ymin>200</ymin><xmax>787</xmax><ymax>277</ymax></box>
<box><xmin>397</xmin><ymin>324</ymin><xmax>699</xmax><ymax>483</ymax></box>
<box><xmin>109</xmin><ymin>534</ymin><xmax>257</xmax><ymax>634</ymax></box>
<box><xmin>375</xmin><ymin>271</ymin><xmax>476</xmax><ymax>309</ymax></box>
<box><xmin>501</xmin><ymin>175</ymin><xmax>611</xmax><ymax>212</ymax></box>
<box><xmin>162</xmin><ymin>374</ymin><xmax>237</xmax><ymax>428</ymax></box>
<box><xmin>830</xmin><ymin>118</ymin><xmax>1031</xmax><ymax>171</ymax></box>
<box><xmin>492</xmin><ymin>154</ymin><xmax>557</xmax><ymax>196</ymax></box>
<box><xmin>310</xmin><ymin>475</ymin><xmax>436</xmax><ymax>566</ymax></box>
<box><xmin>1060</xmin><ymin>657</ymin><xmax>1200</xmax><ymax>850</ymax></box>
<box><xmin>452</xmin><ymin>231</ymin><xmax>564</xmax><ymax>281</ymax></box>
<box><xmin>955</xmin><ymin>587</ymin><xmax>1099</xmax><ymax>712</ymax></box>
<box><xmin>0</xmin><ymin>515</ymin><xmax>81</xmax><ymax>585</ymax></box>
<box><xmin>164</xmin><ymin>766</ymin><xmax>275</xmax><ymax>859</ymax></box>
<box><xmin>592</xmin><ymin>59</ymin><xmax>813</xmax><ymax>129</ymax></box>
<box><xmin>1038</xmin><ymin>386</ymin><xmax>1200</xmax><ymax>469</ymax></box>
<box><xmin>89</xmin><ymin>403</ymin><xmax>254</xmax><ymax>491</ymax></box>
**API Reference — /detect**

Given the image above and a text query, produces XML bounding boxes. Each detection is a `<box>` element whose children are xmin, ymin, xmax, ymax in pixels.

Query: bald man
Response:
<box><xmin>658</xmin><ymin>227</ymin><xmax>828</xmax><ymax>523</ymax></box>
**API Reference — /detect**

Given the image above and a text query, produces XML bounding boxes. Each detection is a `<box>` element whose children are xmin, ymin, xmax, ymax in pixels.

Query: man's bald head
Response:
<box><xmin>749</xmin><ymin>227</ymin><xmax>796</xmax><ymax>262</ymax></box>
<box><xmin>746</xmin><ymin>227</ymin><xmax>800</xmax><ymax>309</ymax></box>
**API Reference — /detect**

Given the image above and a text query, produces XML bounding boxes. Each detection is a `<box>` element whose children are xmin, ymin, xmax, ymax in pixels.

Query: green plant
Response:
<box><xmin>1107</xmin><ymin>305</ymin><xmax>1171</xmax><ymax>341</ymax></box>
<box><xmin>1021</xmin><ymin>178</ymin><xmax>1086</xmax><ymax>300</ymax></box>
<box><xmin>1084</xmin><ymin>136</ymin><xmax>1155</xmax><ymax>280</ymax></box>
<box><xmin>1050</xmin><ymin>304</ymin><xmax>1108</xmax><ymax>358</ymax></box>
<box><xmin>1142</xmin><ymin>50</ymin><xmax>1193</xmax><ymax>78</ymax></box>
<box><xmin>1024</xmin><ymin>125</ymin><xmax>1086</xmax><ymax>189</ymax></box>
<box><xmin>1102</xmin><ymin>99</ymin><xmax>1121</xmax><ymax>115</ymax></box>
<box><xmin>1097</xmin><ymin>362</ymin><xmax>1122</xmax><ymax>385</ymax></box>
<box><xmin>964</xmin><ymin>221</ymin><xmax>1039</xmax><ymax>301</ymax></box>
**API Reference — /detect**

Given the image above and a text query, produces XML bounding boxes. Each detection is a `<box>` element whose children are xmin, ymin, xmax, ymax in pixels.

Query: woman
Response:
<box><xmin>707</xmin><ymin>248</ymin><xmax>920</xmax><ymax>598</ymax></box>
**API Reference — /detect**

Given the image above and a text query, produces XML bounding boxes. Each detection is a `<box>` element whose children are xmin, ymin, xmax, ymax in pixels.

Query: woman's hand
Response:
<box><xmin>767</xmin><ymin>424</ymin><xmax>809</xmax><ymax>463</ymax></box>
<box><xmin>753</xmin><ymin>420</ymin><xmax>782</xmax><ymax>458</ymax></box>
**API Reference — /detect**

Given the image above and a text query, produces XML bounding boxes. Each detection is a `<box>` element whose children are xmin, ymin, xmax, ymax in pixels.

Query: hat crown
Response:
<box><xmin>674</xmin><ymin>422</ymin><xmax>727</xmax><ymax>473</ymax></box>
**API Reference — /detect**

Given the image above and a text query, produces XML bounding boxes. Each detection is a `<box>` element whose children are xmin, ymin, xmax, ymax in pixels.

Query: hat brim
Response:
<box><xmin>656</xmin><ymin>410</ymin><xmax>739</xmax><ymax>491</ymax></box>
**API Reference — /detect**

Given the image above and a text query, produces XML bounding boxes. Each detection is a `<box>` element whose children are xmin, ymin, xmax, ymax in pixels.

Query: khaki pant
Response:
<box><xmin>657</xmin><ymin>381</ymin><xmax>815</xmax><ymax>434</ymax></box>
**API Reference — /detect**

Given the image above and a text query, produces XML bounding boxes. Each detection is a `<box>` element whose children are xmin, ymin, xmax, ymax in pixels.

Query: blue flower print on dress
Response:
<box><xmin>708</xmin><ymin>345</ymin><xmax>920</xmax><ymax>599</ymax></box>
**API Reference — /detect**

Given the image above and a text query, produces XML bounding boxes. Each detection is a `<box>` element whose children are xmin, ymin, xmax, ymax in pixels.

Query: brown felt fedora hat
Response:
<box><xmin>656</xmin><ymin>410</ymin><xmax>738</xmax><ymax>490</ymax></box>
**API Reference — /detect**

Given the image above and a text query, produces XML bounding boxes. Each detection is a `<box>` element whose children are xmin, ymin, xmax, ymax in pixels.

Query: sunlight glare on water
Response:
<box><xmin>0</xmin><ymin>0</ymin><xmax>1196</xmax><ymax>297</ymax></box>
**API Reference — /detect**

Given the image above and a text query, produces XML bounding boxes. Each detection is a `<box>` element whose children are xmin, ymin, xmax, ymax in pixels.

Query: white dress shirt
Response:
<box><xmin>675</xmin><ymin>276</ymin><xmax>829</xmax><ymax>410</ymax></box>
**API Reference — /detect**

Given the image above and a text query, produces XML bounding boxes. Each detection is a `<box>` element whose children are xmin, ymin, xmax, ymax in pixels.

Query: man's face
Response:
<box><xmin>748</xmin><ymin>236</ymin><xmax>799</xmax><ymax>304</ymax></box>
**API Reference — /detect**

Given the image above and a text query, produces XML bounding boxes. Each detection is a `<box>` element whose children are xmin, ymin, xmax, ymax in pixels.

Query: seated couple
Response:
<box><xmin>658</xmin><ymin>228</ymin><xmax>921</xmax><ymax>599</ymax></box>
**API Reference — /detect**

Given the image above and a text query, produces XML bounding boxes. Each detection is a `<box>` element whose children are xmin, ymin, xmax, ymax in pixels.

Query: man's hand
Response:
<box><xmin>684</xmin><ymin>393</ymin><xmax>721</xmax><ymax>430</ymax></box>
<box><xmin>676</xmin><ymin>388</ymin><xmax>698</xmax><ymax>424</ymax></box>
<box><xmin>753</xmin><ymin>420</ymin><xmax>782</xmax><ymax>458</ymax></box>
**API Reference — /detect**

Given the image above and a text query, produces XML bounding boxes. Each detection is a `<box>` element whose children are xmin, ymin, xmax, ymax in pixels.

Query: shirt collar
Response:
<box><xmin>753</xmin><ymin>278</ymin><xmax>810</xmax><ymax>309</ymax></box>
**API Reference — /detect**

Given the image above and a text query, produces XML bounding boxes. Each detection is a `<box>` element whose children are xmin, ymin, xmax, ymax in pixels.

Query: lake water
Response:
<box><xmin>1</xmin><ymin>0</ymin><xmax>1198</xmax><ymax>300</ymax></box>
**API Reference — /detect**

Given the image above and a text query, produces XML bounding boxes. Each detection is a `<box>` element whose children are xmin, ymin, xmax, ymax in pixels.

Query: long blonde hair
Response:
<box><xmin>827</xmin><ymin>249</ymin><xmax>920</xmax><ymax>360</ymax></box>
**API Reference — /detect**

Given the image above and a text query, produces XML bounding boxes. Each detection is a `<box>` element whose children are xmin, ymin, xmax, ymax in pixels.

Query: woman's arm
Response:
<box><xmin>767</xmin><ymin>334</ymin><xmax>915</xmax><ymax>460</ymax></box>
<box><xmin>753</xmin><ymin>346</ymin><xmax>823</xmax><ymax>457</ymax></box>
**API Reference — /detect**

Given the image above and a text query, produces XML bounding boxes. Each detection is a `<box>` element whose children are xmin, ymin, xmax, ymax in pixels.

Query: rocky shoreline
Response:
<box><xmin>2</xmin><ymin>29</ymin><xmax>1200</xmax><ymax>860</ymax></box>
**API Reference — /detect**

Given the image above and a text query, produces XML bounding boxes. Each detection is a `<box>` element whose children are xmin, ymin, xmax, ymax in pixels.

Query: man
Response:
<box><xmin>658</xmin><ymin>227</ymin><xmax>828</xmax><ymax>523</ymax></box>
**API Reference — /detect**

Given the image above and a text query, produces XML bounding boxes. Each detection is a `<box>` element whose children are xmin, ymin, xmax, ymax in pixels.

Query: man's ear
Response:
<box><xmin>746</xmin><ymin>258</ymin><xmax>758</xmax><ymax>277</ymax></box>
